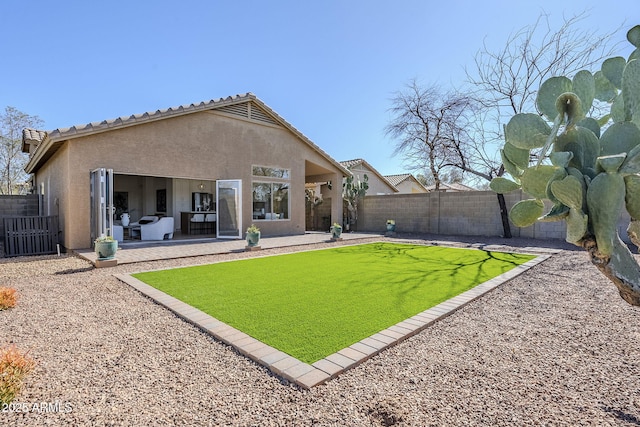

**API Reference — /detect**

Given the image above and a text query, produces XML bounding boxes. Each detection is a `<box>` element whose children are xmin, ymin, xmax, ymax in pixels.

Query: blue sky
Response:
<box><xmin>1</xmin><ymin>1</ymin><xmax>637</xmax><ymax>177</ymax></box>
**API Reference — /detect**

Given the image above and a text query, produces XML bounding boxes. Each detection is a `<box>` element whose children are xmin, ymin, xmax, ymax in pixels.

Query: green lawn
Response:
<box><xmin>133</xmin><ymin>242</ymin><xmax>534</xmax><ymax>363</ymax></box>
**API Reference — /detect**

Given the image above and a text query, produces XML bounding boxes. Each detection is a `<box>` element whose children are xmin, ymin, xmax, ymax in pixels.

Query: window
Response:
<box><xmin>252</xmin><ymin>165</ymin><xmax>290</xmax><ymax>220</ymax></box>
<box><xmin>252</xmin><ymin>166</ymin><xmax>290</xmax><ymax>179</ymax></box>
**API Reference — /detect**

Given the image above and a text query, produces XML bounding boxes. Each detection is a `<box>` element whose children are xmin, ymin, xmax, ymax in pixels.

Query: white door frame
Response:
<box><xmin>216</xmin><ymin>179</ymin><xmax>242</xmax><ymax>239</ymax></box>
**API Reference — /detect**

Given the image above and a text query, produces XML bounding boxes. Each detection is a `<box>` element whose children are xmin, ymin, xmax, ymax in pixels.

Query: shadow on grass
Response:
<box><xmin>134</xmin><ymin>242</ymin><xmax>535</xmax><ymax>363</ymax></box>
<box><xmin>327</xmin><ymin>242</ymin><xmax>533</xmax><ymax>316</ymax></box>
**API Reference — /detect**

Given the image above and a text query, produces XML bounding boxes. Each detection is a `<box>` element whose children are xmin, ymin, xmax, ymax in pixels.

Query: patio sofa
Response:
<box><xmin>130</xmin><ymin>216</ymin><xmax>174</xmax><ymax>241</ymax></box>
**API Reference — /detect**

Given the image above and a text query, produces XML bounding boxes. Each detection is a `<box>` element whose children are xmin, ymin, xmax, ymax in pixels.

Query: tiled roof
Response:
<box><xmin>22</xmin><ymin>128</ymin><xmax>47</xmax><ymax>143</ymax></box>
<box><xmin>23</xmin><ymin>93</ymin><xmax>350</xmax><ymax>176</ymax></box>
<box><xmin>22</xmin><ymin>93</ymin><xmax>259</xmax><ymax>146</ymax></box>
<box><xmin>383</xmin><ymin>173</ymin><xmax>412</xmax><ymax>187</ymax></box>
<box><xmin>21</xmin><ymin>128</ymin><xmax>48</xmax><ymax>152</ymax></box>
<box><xmin>51</xmin><ymin>93</ymin><xmax>256</xmax><ymax>141</ymax></box>
<box><xmin>339</xmin><ymin>158</ymin><xmax>399</xmax><ymax>193</ymax></box>
<box><xmin>339</xmin><ymin>159</ymin><xmax>365</xmax><ymax>169</ymax></box>
<box><xmin>425</xmin><ymin>182</ymin><xmax>475</xmax><ymax>192</ymax></box>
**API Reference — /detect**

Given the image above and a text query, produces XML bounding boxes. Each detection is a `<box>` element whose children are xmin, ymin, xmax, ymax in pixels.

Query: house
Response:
<box><xmin>22</xmin><ymin>93</ymin><xmax>349</xmax><ymax>250</ymax></box>
<box><xmin>383</xmin><ymin>173</ymin><xmax>428</xmax><ymax>194</ymax></box>
<box><xmin>424</xmin><ymin>182</ymin><xmax>475</xmax><ymax>192</ymax></box>
<box><xmin>339</xmin><ymin>159</ymin><xmax>398</xmax><ymax>195</ymax></box>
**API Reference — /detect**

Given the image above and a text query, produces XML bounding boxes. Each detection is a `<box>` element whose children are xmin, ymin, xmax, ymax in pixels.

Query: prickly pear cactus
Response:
<box><xmin>490</xmin><ymin>25</ymin><xmax>640</xmax><ymax>306</ymax></box>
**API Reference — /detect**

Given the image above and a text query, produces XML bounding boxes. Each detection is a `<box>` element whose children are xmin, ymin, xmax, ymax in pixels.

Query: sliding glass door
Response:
<box><xmin>216</xmin><ymin>180</ymin><xmax>242</xmax><ymax>239</ymax></box>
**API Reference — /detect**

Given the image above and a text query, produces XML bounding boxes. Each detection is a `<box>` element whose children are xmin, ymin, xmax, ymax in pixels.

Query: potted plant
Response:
<box><xmin>246</xmin><ymin>224</ymin><xmax>261</xmax><ymax>247</ymax></box>
<box><xmin>94</xmin><ymin>235</ymin><xmax>117</xmax><ymax>260</ymax></box>
<box><xmin>386</xmin><ymin>219</ymin><xmax>396</xmax><ymax>232</ymax></box>
<box><xmin>330</xmin><ymin>222</ymin><xmax>342</xmax><ymax>239</ymax></box>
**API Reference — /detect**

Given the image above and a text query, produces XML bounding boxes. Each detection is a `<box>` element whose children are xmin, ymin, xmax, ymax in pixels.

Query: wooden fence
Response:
<box><xmin>3</xmin><ymin>216</ymin><xmax>59</xmax><ymax>257</ymax></box>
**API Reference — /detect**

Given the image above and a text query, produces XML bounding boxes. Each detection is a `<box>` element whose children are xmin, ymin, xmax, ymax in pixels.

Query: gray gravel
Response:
<box><xmin>1</xmin><ymin>236</ymin><xmax>640</xmax><ymax>426</ymax></box>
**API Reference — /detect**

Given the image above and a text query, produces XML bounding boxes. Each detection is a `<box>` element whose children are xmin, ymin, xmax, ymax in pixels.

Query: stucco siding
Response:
<box><xmin>348</xmin><ymin>165</ymin><xmax>395</xmax><ymax>195</ymax></box>
<box><xmin>33</xmin><ymin>144</ymin><xmax>70</xmax><ymax>246</ymax></box>
<box><xmin>395</xmin><ymin>180</ymin><xmax>427</xmax><ymax>194</ymax></box>
<box><xmin>44</xmin><ymin>109</ymin><xmax>343</xmax><ymax>249</ymax></box>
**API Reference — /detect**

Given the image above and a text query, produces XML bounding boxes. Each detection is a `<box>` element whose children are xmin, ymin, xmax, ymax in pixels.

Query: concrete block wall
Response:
<box><xmin>0</xmin><ymin>195</ymin><xmax>42</xmax><ymax>241</ymax></box>
<box><xmin>359</xmin><ymin>190</ymin><xmax>577</xmax><ymax>241</ymax></box>
<box><xmin>0</xmin><ymin>194</ymin><xmax>40</xmax><ymax>217</ymax></box>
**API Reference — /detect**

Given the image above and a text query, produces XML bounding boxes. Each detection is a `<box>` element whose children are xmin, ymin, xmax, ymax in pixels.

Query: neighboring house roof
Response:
<box><xmin>339</xmin><ymin>159</ymin><xmax>366</xmax><ymax>170</ymax></box>
<box><xmin>384</xmin><ymin>173</ymin><xmax>428</xmax><ymax>191</ymax></box>
<box><xmin>424</xmin><ymin>182</ymin><xmax>475</xmax><ymax>192</ymax></box>
<box><xmin>22</xmin><ymin>93</ymin><xmax>350</xmax><ymax>176</ymax></box>
<box><xmin>339</xmin><ymin>158</ymin><xmax>399</xmax><ymax>193</ymax></box>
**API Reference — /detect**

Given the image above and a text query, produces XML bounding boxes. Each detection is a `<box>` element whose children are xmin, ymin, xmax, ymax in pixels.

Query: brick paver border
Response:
<box><xmin>115</xmin><ymin>248</ymin><xmax>553</xmax><ymax>389</ymax></box>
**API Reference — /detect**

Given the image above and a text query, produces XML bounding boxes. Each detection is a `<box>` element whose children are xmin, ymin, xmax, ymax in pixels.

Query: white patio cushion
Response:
<box><xmin>191</xmin><ymin>213</ymin><xmax>205</xmax><ymax>222</ymax></box>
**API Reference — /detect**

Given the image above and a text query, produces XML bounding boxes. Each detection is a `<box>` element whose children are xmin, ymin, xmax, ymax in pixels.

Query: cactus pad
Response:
<box><xmin>550</xmin><ymin>175</ymin><xmax>583</xmax><ymax>210</ymax></box>
<box><xmin>600</xmin><ymin>122</ymin><xmax>640</xmax><ymax>157</ymax></box>
<box><xmin>536</xmin><ymin>76</ymin><xmax>572</xmax><ymax>121</ymax></box>
<box><xmin>565</xmin><ymin>208</ymin><xmax>588</xmax><ymax>243</ymax></box>
<box><xmin>489</xmin><ymin>177</ymin><xmax>521</xmax><ymax>194</ymax></box>
<box><xmin>509</xmin><ymin>199</ymin><xmax>544</xmax><ymax>228</ymax></box>
<box><xmin>625</xmin><ymin>174</ymin><xmax>640</xmax><ymax>218</ymax></box>
<box><xmin>587</xmin><ymin>172</ymin><xmax>626</xmax><ymax>256</ymax></box>
<box><xmin>572</xmin><ymin>70</ymin><xmax>596</xmax><ymax>112</ymax></box>
<box><xmin>505</xmin><ymin>113</ymin><xmax>551</xmax><ymax>150</ymax></box>
<box><xmin>628</xmin><ymin>25</ymin><xmax>640</xmax><ymax>48</ymax></box>
<box><xmin>503</xmin><ymin>142</ymin><xmax>530</xmax><ymax>169</ymax></box>
<box><xmin>520</xmin><ymin>165</ymin><xmax>559</xmax><ymax>199</ymax></box>
<box><xmin>602</xmin><ymin>56</ymin><xmax>626</xmax><ymax>89</ymax></box>
<box><xmin>622</xmin><ymin>59</ymin><xmax>640</xmax><ymax>122</ymax></box>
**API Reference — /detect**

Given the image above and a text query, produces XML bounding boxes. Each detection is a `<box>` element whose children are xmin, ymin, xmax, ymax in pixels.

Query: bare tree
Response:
<box><xmin>385</xmin><ymin>13</ymin><xmax>619</xmax><ymax>238</ymax></box>
<box><xmin>0</xmin><ymin>107</ymin><xmax>43</xmax><ymax>194</ymax></box>
<box><xmin>416</xmin><ymin>169</ymin><xmax>464</xmax><ymax>188</ymax></box>
<box><xmin>385</xmin><ymin>80</ymin><xmax>475</xmax><ymax>191</ymax></box>
<box><xmin>462</xmin><ymin>11</ymin><xmax>621</xmax><ymax>180</ymax></box>
<box><xmin>468</xmin><ymin>12</ymin><xmax>620</xmax><ymax>124</ymax></box>
<box><xmin>445</xmin><ymin>12</ymin><xmax>620</xmax><ymax>237</ymax></box>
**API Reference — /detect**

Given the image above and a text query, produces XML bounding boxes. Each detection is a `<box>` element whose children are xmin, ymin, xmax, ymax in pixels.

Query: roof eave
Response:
<box><xmin>250</xmin><ymin>97</ymin><xmax>350</xmax><ymax>177</ymax></box>
<box><xmin>24</xmin><ymin>134</ymin><xmax>53</xmax><ymax>174</ymax></box>
<box><xmin>24</xmin><ymin>93</ymin><xmax>349</xmax><ymax>178</ymax></box>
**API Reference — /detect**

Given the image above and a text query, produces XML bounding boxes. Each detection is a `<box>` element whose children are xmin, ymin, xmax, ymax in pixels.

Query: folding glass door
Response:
<box><xmin>90</xmin><ymin>168</ymin><xmax>114</xmax><ymax>245</ymax></box>
<box><xmin>216</xmin><ymin>180</ymin><xmax>242</xmax><ymax>239</ymax></box>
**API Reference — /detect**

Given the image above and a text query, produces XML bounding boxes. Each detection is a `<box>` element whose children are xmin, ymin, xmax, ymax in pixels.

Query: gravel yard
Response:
<box><xmin>1</xmin><ymin>235</ymin><xmax>640</xmax><ymax>426</ymax></box>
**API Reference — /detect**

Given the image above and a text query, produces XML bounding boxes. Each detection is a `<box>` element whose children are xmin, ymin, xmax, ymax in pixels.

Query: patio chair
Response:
<box><xmin>190</xmin><ymin>213</ymin><xmax>205</xmax><ymax>234</ymax></box>
<box><xmin>140</xmin><ymin>217</ymin><xmax>174</xmax><ymax>240</ymax></box>
<box><xmin>204</xmin><ymin>213</ymin><xmax>217</xmax><ymax>234</ymax></box>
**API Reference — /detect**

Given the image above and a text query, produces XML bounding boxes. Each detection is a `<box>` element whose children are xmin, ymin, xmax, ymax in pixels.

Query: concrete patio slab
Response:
<box><xmin>77</xmin><ymin>232</ymin><xmax>377</xmax><ymax>265</ymax></box>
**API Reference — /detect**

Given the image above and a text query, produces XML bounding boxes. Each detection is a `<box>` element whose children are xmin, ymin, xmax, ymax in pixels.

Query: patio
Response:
<box><xmin>74</xmin><ymin>231</ymin><xmax>378</xmax><ymax>265</ymax></box>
